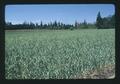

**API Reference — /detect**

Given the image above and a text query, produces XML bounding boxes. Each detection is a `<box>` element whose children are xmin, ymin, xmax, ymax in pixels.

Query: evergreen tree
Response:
<box><xmin>96</xmin><ymin>12</ymin><xmax>103</xmax><ymax>29</ymax></box>
<box><xmin>75</xmin><ymin>20</ymin><xmax>79</xmax><ymax>29</ymax></box>
<box><xmin>35</xmin><ymin>23</ymin><xmax>38</xmax><ymax>28</ymax></box>
<box><xmin>49</xmin><ymin>21</ymin><xmax>53</xmax><ymax>29</ymax></box>
<box><xmin>54</xmin><ymin>21</ymin><xmax>57</xmax><ymax>27</ymax></box>
<box><xmin>110</xmin><ymin>14</ymin><xmax>115</xmax><ymax>28</ymax></box>
<box><xmin>83</xmin><ymin>20</ymin><xmax>88</xmax><ymax>28</ymax></box>
<box><xmin>30</xmin><ymin>22</ymin><xmax>35</xmax><ymax>29</ymax></box>
<box><xmin>102</xmin><ymin>15</ymin><xmax>115</xmax><ymax>29</ymax></box>
<box><xmin>40</xmin><ymin>21</ymin><xmax>43</xmax><ymax>28</ymax></box>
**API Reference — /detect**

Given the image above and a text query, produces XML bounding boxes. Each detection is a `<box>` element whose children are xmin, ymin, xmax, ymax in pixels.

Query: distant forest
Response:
<box><xmin>5</xmin><ymin>12</ymin><xmax>115</xmax><ymax>30</ymax></box>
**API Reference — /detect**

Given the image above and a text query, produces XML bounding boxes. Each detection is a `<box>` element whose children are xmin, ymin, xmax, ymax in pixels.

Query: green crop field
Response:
<box><xmin>5</xmin><ymin>29</ymin><xmax>115</xmax><ymax>79</ymax></box>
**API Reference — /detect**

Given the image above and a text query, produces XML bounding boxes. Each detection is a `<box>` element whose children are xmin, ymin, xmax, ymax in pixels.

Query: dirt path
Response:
<box><xmin>73</xmin><ymin>65</ymin><xmax>115</xmax><ymax>79</ymax></box>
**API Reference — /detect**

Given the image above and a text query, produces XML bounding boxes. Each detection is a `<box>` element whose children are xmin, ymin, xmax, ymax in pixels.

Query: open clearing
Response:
<box><xmin>5</xmin><ymin>29</ymin><xmax>115</xmax><ymax>79</ymax></box>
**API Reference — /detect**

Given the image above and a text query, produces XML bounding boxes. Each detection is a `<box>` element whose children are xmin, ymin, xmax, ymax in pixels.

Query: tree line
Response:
<box><xmin>96</xmin><ymin>12</ymin><xmax>115</xmax><ymax>29</ymax></box>
<box><xmin>5</xmin><ymin>12</ymin><xmax>115</xmax><ymax>30</ymax></box>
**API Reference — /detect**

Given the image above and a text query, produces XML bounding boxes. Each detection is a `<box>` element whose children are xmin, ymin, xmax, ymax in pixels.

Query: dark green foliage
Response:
<box><xmin>87</xmin><ymin>23</ymin><xmax>97</xmax><ymax>29</ymax></box>
<box><xmin>96</xmin><ymin>12</ymin><xmax>115</xmax><ymax>29</ymax></box>
<box><xmin>75</xmin><ymin>21</ymin><xmax>79</xmax><ymax>29</ymax></box>
<box><xmin>5</xmin><ymin>13</ymin><xmax>115</xmax><ymax>30</ymax></box>
<box><xmin>40</xmin><ymin>21</ymin><xmax>43</xmax><ymax>28</ymax></box>
<box><xmin>5</xmin><ymin>21</ymin><xmax>74</xmax><ymax>30</ymax></box>
<box><xmin>83</xmin><ymin>20</ymin><xmax>88</xmax><ymax>28</ymax></box>
<box><xmin>96</xmin><ymin>12</ymin><xmax>103</xmax><ymax>29</ymax></box>
<box><xmin>102</xmin><ymin>15</ymin><xmax>115</xmax><ymax>29</ymax></box>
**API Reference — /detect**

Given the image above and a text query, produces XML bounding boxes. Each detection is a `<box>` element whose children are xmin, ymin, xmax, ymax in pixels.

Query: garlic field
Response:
<box><xmin>5</xmin><ymin>29</ymin><xmax>115</xmax><ymax>79</ymax></box>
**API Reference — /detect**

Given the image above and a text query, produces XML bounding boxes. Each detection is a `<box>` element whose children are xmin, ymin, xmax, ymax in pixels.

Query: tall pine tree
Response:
<box><xmin>83</xmin><ymin>20</ymin><xmax>88</xmax><ymax>28</ymax></box>
<box><xmin>96</xmin><ymin>12</ymin><xmax>103</xmax><ymax>29</ymax></box>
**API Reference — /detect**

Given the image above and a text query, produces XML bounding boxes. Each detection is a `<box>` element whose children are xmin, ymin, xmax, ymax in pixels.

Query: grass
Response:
<box><xmin>5</xmin><ymin>29</ymin><xmax>115</xmax><ymax>79</ymax></box>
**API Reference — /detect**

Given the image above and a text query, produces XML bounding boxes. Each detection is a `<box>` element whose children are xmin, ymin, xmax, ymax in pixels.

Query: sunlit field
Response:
<box><xmin>5</xmin><ymin>29</ymin><xmax>115</xmax><ymax>79</ymax></box>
